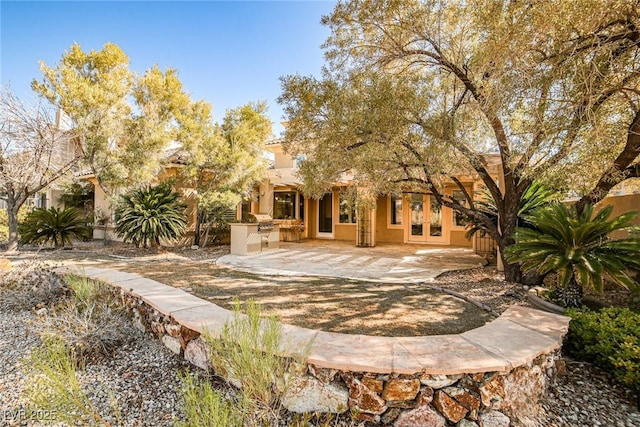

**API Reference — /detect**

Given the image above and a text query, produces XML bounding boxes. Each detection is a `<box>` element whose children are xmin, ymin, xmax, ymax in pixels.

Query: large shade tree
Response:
<box><xmin>279</xmin><ymin>0</ymin><xmax>640</xmax><ymax>281</ymax></box>
<box><xmin>178</xmin><ymin>101</ymin><xmax>271</xmax><ymax>246</ymax></box>
<box><xmin>0</xmin><ymin>87</ymin><xmax>80</xmax><ymax>251</ymax></box>
<box><xmin>32</xmin><ymin>43</ymin><xmax>190</xmax><ymax>198</ymax></box>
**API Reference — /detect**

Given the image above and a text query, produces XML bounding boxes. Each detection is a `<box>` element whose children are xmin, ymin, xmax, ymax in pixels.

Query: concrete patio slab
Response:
<box><xmin>217</xmin><ymin>240</ymin><xmax>487</xmax><ymax>283</ymax></box>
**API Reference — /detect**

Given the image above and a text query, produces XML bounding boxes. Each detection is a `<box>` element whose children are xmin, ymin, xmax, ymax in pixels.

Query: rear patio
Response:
<box><xmin>217</xmin><ymin>239</ymin><xmax>487</xmax><ymax>283</ymax></box>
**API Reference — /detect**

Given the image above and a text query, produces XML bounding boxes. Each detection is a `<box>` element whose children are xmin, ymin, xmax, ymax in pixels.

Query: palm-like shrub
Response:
<box><xmin>505</xmin><ymin>203</ymin><xmax>640</xmax><ymax>307</ymax></box>
<box><xmin>114</xmin><ymin>183</ymin><xmax>187</xmax><ymax>248</ymax></box>
<box><xmin>19</xmin><ymin>207</ymin><xmax>91</xmax><ymax>248</ymax></box>
<box><xmin>465</xmin><ymin>180</ymin><xmax>558</xmax><ymax>239</ymax></box>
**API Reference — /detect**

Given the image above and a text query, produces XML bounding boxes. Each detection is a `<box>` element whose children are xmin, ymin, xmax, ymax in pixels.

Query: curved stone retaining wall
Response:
<box><xmin>59</xmin><ymin>266</ymin><xmax>571</xmax><ymax>427</ymax></box>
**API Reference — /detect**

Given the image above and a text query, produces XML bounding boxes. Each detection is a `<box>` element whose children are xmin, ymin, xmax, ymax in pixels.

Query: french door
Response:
<box><xmin>407</xmin><ymin>194</ymin><xmax>445</xmax><ymax>243</ymax></box>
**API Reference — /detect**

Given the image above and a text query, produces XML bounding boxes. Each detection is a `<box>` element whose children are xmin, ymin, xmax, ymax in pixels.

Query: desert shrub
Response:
<box><xmin>19</xmin><ymin>207</ymin><xmax>92</xmax><ymax>248</ymax></box>
<box><xmin>180</xmin><ymin>300</ymin><xmax>306</xmax><ymax>425</ymax></box>
<box><xmin>34</xmin><ymin>274</ymin><xmax>135</xmax><ymax>361</ymax></box>
<box><xmin>565</xmin><ymin>307</ymin><xmax>640</xmax><ymax>392</ymax></box>
<box><xmin>114</xmin><ymin>183</ymin><xmax>187</xmax><ymax>248</ymax></box>
<box><xmin>176</xmin><ymin>371</ymin><xmax>244</xmax><ymax>427</ymax></box>
<box><xmin>23</xmin><ymin>275</ymin><xmax>132</xmax><ymax>425</ymax></box>
<box><xmin>207</xmin><ymin>300</ymin><xmax>291</xmax><ymax>417</ymax></box>
<box><xmin>0</xmin><ymin>258</ymin><xmax>66</xmax><ymax>309</ymax></box>
<box><xmin>24</xmin><ymin>335</ymin><xmax>114</xmax><ymax>426</ymax></box>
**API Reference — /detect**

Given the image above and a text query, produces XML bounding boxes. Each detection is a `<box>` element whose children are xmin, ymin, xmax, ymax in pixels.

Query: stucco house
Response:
<box><xmin>246</xmin><ymin>140</ymin><xmax>505</xmax><ymax>249</ymax></box>
<box><xmin>84</xmin><ymin>138</ymin><xmax>639</xmax><ymax>250</ymax></box>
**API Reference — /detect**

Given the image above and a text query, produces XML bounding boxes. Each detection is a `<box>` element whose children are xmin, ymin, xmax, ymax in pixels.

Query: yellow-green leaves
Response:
<box><xmin>32</xmin><ymin>43</ymin><xmax>189</xmax><ymax>195</ymax></box>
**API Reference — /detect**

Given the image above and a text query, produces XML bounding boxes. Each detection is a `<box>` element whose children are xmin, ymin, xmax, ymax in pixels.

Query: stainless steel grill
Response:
<box><xmin>249</xmin><ymin>213</ymin><xmax>274</xmax><ymax>233</ymax></box>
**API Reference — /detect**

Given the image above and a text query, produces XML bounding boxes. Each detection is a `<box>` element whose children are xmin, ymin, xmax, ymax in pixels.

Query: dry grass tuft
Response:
<box><xmin>33</xmin><ymin>274</ymin><xmax>136</xmax><ymax>362</ymax></box>
<box><xmin>0</xmin><ymin>258</ymin><xmax>66</xmax><ymax>310</ymax></box>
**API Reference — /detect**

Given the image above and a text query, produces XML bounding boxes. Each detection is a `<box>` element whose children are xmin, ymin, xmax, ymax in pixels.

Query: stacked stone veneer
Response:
<box><xmin>59</xmin><ymin>266</ymin><xmax>571</xmax><ymax>427</ymax></box>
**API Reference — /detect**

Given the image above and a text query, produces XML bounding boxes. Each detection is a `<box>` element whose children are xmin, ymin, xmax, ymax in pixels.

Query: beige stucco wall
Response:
<box><xmin>259</xmin><ymin>180</ymin><xmax>275</xmax><ymax>216</ymax></box>
<box><xmin>270</xmin><ymin>145</ymin><xmax>295</xmax><ymax>169</ymax></box>
<box><xmin>450</xmin><ymin>230</ymin><xmax>472</xmax><ymax>247</ymax></box>
<box><xmin>334</xmin><ymin>224</ymin><xmax>356</xmax><ymax>241</ymax></box>
<box><xmin>594</xmin><ymin>193</ymin><xmax>640</xmax><ymax>239</ymax></box>
<box><xmin>596</xmin><ymin>193</ymin><xmax>640</xmax><ymax>222</ymax></box>
<box><xmin>375</xmin><ymin>196</ymin><xmax>404</xmax><ymax>243</ymax></box>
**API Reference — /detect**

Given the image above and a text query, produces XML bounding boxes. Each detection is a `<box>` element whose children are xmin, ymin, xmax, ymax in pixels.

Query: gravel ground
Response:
<box><xmin>0</xmin><ymin>306</ymin><xmax>195</xmax><ymax>427</ymax></box>
<box><xmin>3</xmin><ymin>303</ymin><xmax>640</xmax><ymax>426</ymax></box>
<box><xmin>540</xmin><ymin>360</ymin><xmax>640</xmax><ymax>426</ymax></box>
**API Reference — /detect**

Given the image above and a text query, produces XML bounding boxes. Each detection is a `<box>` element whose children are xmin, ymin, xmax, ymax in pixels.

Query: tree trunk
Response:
<box><xmin>6</xmin><ymin>206</ymin><xmax>19</xmax><ymax>252</ymax></box>
<box><xmin>193</xmin><ymin>207</ymin><xmax>202</xmax><ymax>246</ymax></box>
<box><xmin>500</xmin><ymin>249</ymin><xmax>522</xmax><ymax>282</ymax></box>
<box><xmin>496</xmin><ymin>196</ymin><xmax>522</xmax><ymax>283</ymax></box>
<box><xmin>201</xmin><ymin>223</ymin><xmax>211</xmax><ymax>248</ymax></box>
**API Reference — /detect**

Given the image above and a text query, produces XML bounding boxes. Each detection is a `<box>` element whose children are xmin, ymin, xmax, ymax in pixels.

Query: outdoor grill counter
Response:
<box><xmin>229</xmin><ymin>213</ymin><xmax>280</xmax><ymax>255</ymax></box>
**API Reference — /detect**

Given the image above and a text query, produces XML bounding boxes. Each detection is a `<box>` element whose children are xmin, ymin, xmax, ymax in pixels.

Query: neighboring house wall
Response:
<box><xmin>595</xmin><ymin>193</ymin><xmax>640</xmax><ymax>239</ymax></box>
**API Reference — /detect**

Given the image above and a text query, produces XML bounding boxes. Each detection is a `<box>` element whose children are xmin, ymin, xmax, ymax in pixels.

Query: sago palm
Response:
<box><xmin>505</xmin><ymin>203</ymin><xmax>640</xmax><ymax>307</ymax></box>
<box><xmin>465</xmin><ymin>180</ymin><xmax>558</xmax><ymax>239</ymax></box>
<box><xmin>19</xmin><ymin>207</ymin><xmax>91</xmax><ymax>248</ymax></box>
<box><xmin>114</xmin><ymin>183</ymin><xmax>187</xmax><ymax>248</ymax></box>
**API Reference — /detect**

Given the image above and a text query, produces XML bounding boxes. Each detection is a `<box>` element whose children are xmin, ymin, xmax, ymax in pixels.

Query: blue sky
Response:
<box><xmin>1</xmin><ymin>1</ymin><xmax>336</xmax><ymax>136</ymax></box>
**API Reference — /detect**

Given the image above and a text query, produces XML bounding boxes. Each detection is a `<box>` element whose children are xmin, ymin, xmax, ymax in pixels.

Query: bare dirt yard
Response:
<box><xmin>7</xmin><ymin>241</ymin><xmax>527</xmax><ymax>337</ymax></box>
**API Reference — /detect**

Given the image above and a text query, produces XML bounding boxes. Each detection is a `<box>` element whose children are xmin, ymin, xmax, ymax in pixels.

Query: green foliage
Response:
<box><xmin>176</xmin><ymin>371</ymin><xmax>244</xmax><ymax>427</ymax></box>
<box><xmin>279</xmin><ymin>0</ymin><xmax>640</xmax><ymax>282</ymax></box>
<box><xmin>195</xmin><ymin>299</ymin><xmax>304</xmax><ymax>425</ymax></box>
<box><xmin>506</xmin><ymin>203</ymin><xmax>640</xmax><ymax>306</ymax></box>
<box><xmin>32</xmin><ymin>42</ymin><xmax>191</xmax><ymax>196</ymax></box>
<box><xmin>197</xmin><ymin>196</ymin><xmax>235</xmax><ymax>247</ymax></box>
<box><xmin>19</xmin><ymin>207</ymin><xmax>92</xmax><ymax>248</ymax></box>
<box><xmin>59</xmin><ymin>180</ymin><xmax>95</xmax><ymax>212</ymax></box>
<box><xmin>0</xmin><ymin>206</ymin><xmax>32</xmax><ymax>242</ymax></box>
<box><xmin>177</xmin><ymin>101</ymin><xmax>270</xmax><ymax>246</ymax></box>
<box><xmin>114</xmin><ymin>183</ymin><xmax>187</xmax><ymax>248</ymax></box>
<box><xmin>565</xmin><ymin>308</ymin><xmax>640</xmax><ymax>392</ymax></box>
<box><xmin>25</xmin><ymin>336</ymin><xmax>113</xmax><ymax>426</ymax></box>
<box><xmin>465</xmin><ymin>180</ymin><xmax>559</xmax><ymax>239</ymax></box>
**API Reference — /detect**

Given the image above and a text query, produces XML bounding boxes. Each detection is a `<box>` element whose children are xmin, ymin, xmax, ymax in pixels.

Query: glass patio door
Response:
<box><xmin>408</xmin><ymin>194</ymin><xmax>445</xmax><ymax>243</ymax></box>
<box><xmin>317</xmin><ymin>193</ymin><xmax>333</xmax><ymax>237</ymax></box>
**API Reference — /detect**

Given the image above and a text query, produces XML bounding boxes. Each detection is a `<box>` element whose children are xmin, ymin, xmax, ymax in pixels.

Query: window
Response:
<box><xmin>338</xmin><ymin>193</ymin><xmax>356</xmax><ymax>224</ymax></box>
<box><xmin>273</xmin><ymin>191</ymin><xmax>296</xmax><ymax>219</ymax></box>
<box><xmin>389</xmin><ymin>195</ymin><xmax>403</xmax><ymax>225</ymax></box>
<box><xmin>295</xmin><ymin>154</ymin><xmax>306</xmax><ymax>169</ymax></box>
<box><xmin>452</xmin><ymin>190</ymin><xmax>471</xmax><ymax>227</ymax></box>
